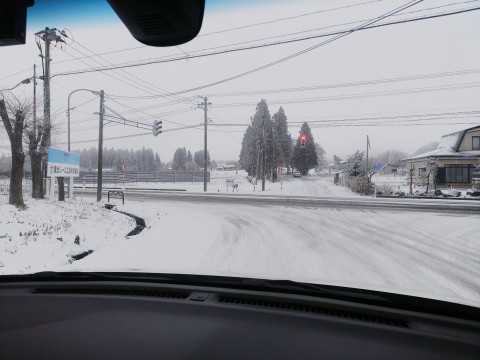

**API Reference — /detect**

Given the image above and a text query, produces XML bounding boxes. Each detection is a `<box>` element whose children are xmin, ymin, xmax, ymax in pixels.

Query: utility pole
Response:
<box><xmin>197</xmin><ymin>96</ymin><xmax>211</xmax><ymax>192</ymax></box>
<box><xmin>42</xmin><ymin>27</ymin><xmax>55</xmax><ymax>147</ymax></box>
<box><xmin>33</xmin><ymin>64</ymin><xmax>36</xmax><ymax>135</ymax></box>
<box><xmin>97</xmin><ymin>90</ymin><xmax>105</xmax><ymax>202</ymax></box>
<box><xmin>366</xmin><ymin>135</ymin><xmax>370</xmax><ymax>179</ymax></box>
<box><xmin>36</xmin><ymin>27</ymin><xmax>66</xmax><ymax>199</ymax></box>
<box><xmin>262</xmin><ymin>121</ymin><xmax>266</xmax><ymax>191</ymax></box>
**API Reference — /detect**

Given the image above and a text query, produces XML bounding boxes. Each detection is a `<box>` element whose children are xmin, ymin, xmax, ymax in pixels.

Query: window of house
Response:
<box><xmin>445</xmin><ymin>165</ymin><xmax>472</xmax><ymax>183</ymax></box>
<box><xmin>418</xmin><ymin>168</ymin><xmax>426</xmax><ymax>177</ymax></box>
<box><xmin>473</xmin><ymin>136</ymin><xmax>480</xmax><ymax>150</ymax></box>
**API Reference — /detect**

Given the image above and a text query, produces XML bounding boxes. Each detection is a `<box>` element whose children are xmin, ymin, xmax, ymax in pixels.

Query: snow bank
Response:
<box><xmin>0</xmin><ymin>199</ymin><xmax>135</xmax><ymax>274</ymax></box>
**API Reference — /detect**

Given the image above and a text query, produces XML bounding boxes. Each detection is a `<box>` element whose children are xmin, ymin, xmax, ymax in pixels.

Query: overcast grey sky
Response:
<box><xmin>1</xmin><ymin>0</ymin><xmax>479</xmax><ymax>162</ymax></box>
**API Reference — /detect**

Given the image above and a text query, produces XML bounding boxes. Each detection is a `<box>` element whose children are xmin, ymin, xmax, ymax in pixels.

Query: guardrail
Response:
<box><xmin>74</xmin><ymin>171</ymin><xmax>210</xmax><ymax>184</ymax></box>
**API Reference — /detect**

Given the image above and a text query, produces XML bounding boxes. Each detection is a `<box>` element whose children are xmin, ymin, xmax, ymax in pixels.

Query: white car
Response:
<box><xmin>293</xmin><ymin>170</ymin><xmax>301</xmax><ymax>178</ymax></box>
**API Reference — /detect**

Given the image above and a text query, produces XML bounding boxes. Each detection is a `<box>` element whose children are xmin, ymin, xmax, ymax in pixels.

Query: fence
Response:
<box><xmin>0</xmin><ymin>179</ymin><xmax>32</xmax><ymax>205</ymax></box>
<box><xmin>74</xmin><ymin>171</ymin><xmax>210</xmax><ymax>186</ymax></box>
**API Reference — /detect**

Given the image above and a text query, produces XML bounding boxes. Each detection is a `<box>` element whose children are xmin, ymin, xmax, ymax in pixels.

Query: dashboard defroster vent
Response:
<box><xmin>33</xmin><ymin>288</ymin><xmax>189</xmax><ymax>299</ymax></box>
<box><xmin>218</xmin><ymin>296</ymin><xmax>408</xmax><ymax>328</ymax></box>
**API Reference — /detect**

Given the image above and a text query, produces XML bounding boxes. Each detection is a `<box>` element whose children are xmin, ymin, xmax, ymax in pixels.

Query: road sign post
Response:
<box><xmin>47</xmin><ymin>148</ymin><xmax>80</xmax><ymax>201</ymax></box>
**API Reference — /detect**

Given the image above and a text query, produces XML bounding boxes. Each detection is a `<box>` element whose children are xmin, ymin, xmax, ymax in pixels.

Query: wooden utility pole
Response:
<box><xmin>42</xmin><ymin>27</ymin><xmax>54</xmax><ymax>147</ymax></box>
<box><xmin>36</xmin><ymin>27</ymin><xmax>66</xmax><ymax>199</ymax></box>
<box><xmin>33</xmin><ymin>64</ymin><xmax>36</xmax><ymax>135</ymax></box>
<box><xmin>97</xmin><ymin>90</ymin><xmax>105</xmax><ymax>202</ymax></box>
<box><xmin>197</xmin><ymin>96</ymin><xmax>211</xmax><ymax>192</ymax></box>
<box><xmin>262</xmin><ymin>121</ymin><xmax>266</xmax><ymax>191</ymax></box>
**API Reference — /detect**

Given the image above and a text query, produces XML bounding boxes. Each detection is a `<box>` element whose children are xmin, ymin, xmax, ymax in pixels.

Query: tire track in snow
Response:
<box><xmin>195</xmin><ymin>202</ymin><xmax>480</xmax><ymax>301</ymax></box>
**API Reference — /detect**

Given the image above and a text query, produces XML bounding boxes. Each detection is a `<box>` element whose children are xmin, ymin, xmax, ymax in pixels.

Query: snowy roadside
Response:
<box><xmin>0</xmin><ymin>199</ymin><xmax>135</xmax><ymax>274</ymax></box>
<box><xmin>69</xmin><ymin>199</ymin><xmax>480</xmax><ymax>304</ymax></box>
<box><xmin>91</xmin><ymin>170</ymin><xmax>359</xmax><ymax>198</ymax></box>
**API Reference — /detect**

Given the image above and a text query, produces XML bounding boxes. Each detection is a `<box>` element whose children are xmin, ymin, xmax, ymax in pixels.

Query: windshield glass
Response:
<box><xmin>1</xmin><ymin>0</ymin><xmax>479</xmax><ymax>307</ymax></box>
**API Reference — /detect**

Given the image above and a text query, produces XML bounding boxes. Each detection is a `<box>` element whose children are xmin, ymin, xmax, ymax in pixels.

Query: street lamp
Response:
<box><xmin>67</xmin><ymin>89</ymin><xmax>102</xmax><ymax>200</ymax></box>
<box><xmin>67</xmin><ymin>89</ymin><xmax>100</xmax><ymax>152</ymax></box>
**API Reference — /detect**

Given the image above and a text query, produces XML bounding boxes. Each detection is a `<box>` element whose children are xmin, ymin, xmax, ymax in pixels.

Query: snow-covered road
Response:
<box><xmin>71</xmin><ymin>199</ymin><xmax>480</xmax><ymax>305</ymax></box>
<box><xmin>2</xmin><ymin>175</ymin><xmax>479</xmax><ymax>305</ymax></box>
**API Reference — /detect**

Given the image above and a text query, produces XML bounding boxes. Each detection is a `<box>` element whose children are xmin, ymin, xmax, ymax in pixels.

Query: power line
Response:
<box><xmin>60</xmin><ymin>123</ymin><xmax>204</xmax><ymax>145</ymax></box>
<box><xmin>199</xmin><ymin>0</ymin><xmax>386</xmax><ymax>36</ymax></box>
<box><xmin>202</xmin><ymin>68</ymin><xmax>480</xmax><ymax>98</ymax></box>
<box><xmin>50</xmin><ymin>4</ymin><xmax>478</xmax><ymax>82</ymax></box>
<box><xmin>212</xmin><ymin>82</ymin><xmax>480</xmax><ymax>108</ymax></box>
<box><xmin>68</xmin><ymin>38</ymin><xmax>194</xmax><ymax>104</ymax></box>
<box><xmin>211</xmin><ymin>110</ymin><xmax>480</xmax><ymax>126</ymax></box>
<box><xmin>1</xmin><ymin>1</ymin><xmax>476</xmax><ymax>89</ymax></box>
<box><xmin>196</xmin><ymin>1</ymin><xmax>480</xmax><ymax>50</ymax></box>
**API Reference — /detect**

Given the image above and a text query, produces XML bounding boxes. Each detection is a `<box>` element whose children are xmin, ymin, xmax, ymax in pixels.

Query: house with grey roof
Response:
<box><xmin>403</xmin><ymin>125</ymin><xmax>480</xmax><ymax>188</ymax></box>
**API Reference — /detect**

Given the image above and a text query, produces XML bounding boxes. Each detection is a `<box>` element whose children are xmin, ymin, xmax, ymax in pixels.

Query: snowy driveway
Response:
<box><xmin>71</xmin><ymin>199</ymin><xmax>480</xmax><ymax>304</ymax></box>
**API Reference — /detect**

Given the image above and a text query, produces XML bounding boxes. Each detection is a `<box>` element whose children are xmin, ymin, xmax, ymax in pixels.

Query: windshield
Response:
<box><xmin>1</xmin><ymin>0</ymin><xmax>479</xmax><ymax>307</ymax></box>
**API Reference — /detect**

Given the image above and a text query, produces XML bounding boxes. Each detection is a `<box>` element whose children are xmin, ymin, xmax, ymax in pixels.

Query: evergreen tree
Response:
<box><xmin>239</xmin><ymin>99</ymin><xmax>272</xmax><ymax>178</ymax></box>
<box><xmin>314</xmin><ymin>142</ymin><xmax>326</xmax><ymax>168</ymax></box>
<box><xmin>172</xmin><ymin>147</ymin><xmax>188</xmax><ymax>171</ymax></box>
<box><xmin>346</xmin><ymin>150</ymin><xmax>366</xmax><ymax>179</ymax></box>
<box><xmin>272</xmin><ymin>107</ymin><xmax>293</xmax><ymax>171</ymax></box>
<box><xmin>193</xmin><ymin>150</ymin><xmax>211</xmax><ymax>168</ymax></box>
<box><xmin>292</xmin><ymin>122</ymin><xmax>317</xmax><ymax>175</ymax></box>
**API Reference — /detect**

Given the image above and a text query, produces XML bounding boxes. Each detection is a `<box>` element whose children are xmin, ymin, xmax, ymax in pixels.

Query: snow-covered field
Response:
<box><xmin>1</xmin><ymin>175</ymin><xmax>479</xmax><ymax>306</ymax></box>
<box><xmin>104</xmin><ymin>170</ymin><xmax>358</xmax><ymax>198</ymax></box>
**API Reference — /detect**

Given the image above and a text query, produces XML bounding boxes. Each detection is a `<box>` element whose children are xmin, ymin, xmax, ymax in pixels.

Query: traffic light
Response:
<box><xmin>300</xmin><ymin>134</ymin><xmax>307</xmax><ymax>147</ymax></box>
<box><xmin>152</xmin><ymin>120</ymin><xmax>163</xmax><ymax>136</ymax></box>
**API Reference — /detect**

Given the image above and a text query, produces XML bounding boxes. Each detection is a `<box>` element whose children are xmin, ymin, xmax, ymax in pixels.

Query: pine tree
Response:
<box><xmin>193</xmin><ymin>150</ymin><xmax>210</xmax><ymax>168</ymax></box>
<box><xmin>172</xmin><ymin>147</ymin><xmax>188</xmax><ymax>171</ymax></box>
<box><xmin>239</xmin><ymin>99</ymin><xmax>272</xmax><ymax>179</ymax></box>
<box><xmin>314</xmin><ymin>142</ymin><xmax>326</xmax><ymax>168</ymax></box>
<box><xmin>346</xmin><ymin>151</ymin><xmax>366</xmax><ymax>179</ymax></box>
<box><xmin>293</xmin><ymin>122</ymin><xmax>317</xmax><ymax>175</ymax></box>
<box><xmin>272</xmin><ymin>107</ymin><xmax>293</xmax><ymax>173</ymax></box>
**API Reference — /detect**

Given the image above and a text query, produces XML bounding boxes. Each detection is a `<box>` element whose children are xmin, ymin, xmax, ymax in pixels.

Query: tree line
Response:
<box><xmin>239</xmin><ymin>99</ymin><xmax>325</xmax><ymax>179</ymax></box>
<box><xmin>75</xmin><ymin>147</ymin><xmax>163</xmax><ymax>172</ymax></box>
<box><xmin>171</xmin><ymin>148</ymin><xmax>211</xmax><ymax>171</ymax></box>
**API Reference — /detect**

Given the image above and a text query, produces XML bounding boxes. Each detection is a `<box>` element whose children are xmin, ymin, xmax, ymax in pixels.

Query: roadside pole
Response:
<box><xmin>122</xmin><ymin>159</ymin><xmax>125</xmax><ymax>190</ymax></box>
<box><xmin>280</xmin><ymin>162</ymin><xmax>283</xmax><ymax>191</ymax></box>
<box><xmin>97</xmin><ymin>90</ymin><xmax>104</xmax><ymax>202</ymax></box>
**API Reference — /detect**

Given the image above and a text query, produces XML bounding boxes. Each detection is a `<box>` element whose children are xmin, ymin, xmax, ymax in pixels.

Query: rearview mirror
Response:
<box><xmin>107</xmin><ymin>0</ymin><xmax>205</xmax><ymax>47</ymax></box>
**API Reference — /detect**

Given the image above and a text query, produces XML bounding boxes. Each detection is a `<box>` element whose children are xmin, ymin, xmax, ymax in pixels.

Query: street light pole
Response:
<box><xmin>67</xmin><ymin>88</ymin><xmax>101</xmax><ymax>199</ymax></box>
<box><xmin>67</xmin><ymin>88</ymin><xmax>100</xmax><ymax>152</ymax></box>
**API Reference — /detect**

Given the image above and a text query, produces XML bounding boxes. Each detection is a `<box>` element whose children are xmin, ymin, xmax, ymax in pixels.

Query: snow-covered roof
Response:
<box><xmin>380</xmin><ymin>164</ymin><xmax>398</xmax><ymax>169</ymax></box>
<box><xmin>403</xmin><ymin>148</ymin><xmax>480</xmax><ymax>161</ymax></box>
<box><xmin>437</xmin><ymin>131</ymin><xmax>463</xmax><ymax>151</ymax></box>
<box><xmin>403</xmin><ymin>124</ymin><xmax>480</xmax><ymax>161</ymax></box>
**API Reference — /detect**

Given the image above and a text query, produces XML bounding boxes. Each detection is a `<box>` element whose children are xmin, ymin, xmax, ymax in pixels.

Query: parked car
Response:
<box><xmin>293</xmin><ymin>170</ymin><xmax>301</xmax><ymax>178</ymax></box>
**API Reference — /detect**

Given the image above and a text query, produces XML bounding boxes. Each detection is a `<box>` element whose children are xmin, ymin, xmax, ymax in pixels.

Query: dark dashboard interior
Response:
<box><xmin>1</xmin><ymin>280</ymin><xmax>479</xmax><ymax>359</ymax></box>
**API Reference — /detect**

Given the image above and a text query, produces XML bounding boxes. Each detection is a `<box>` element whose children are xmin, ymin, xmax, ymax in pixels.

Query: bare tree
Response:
<box><xmin>0</xmin><ymin>94</ymin><xmax>32</xmax><ymax>207</ymax></box>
